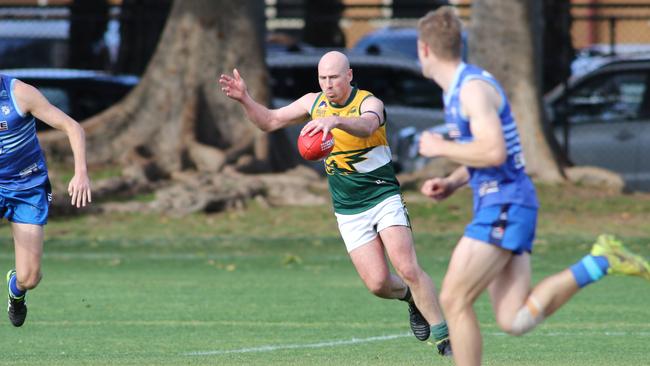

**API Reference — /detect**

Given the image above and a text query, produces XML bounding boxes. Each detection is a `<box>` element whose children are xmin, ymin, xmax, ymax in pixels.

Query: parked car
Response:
<box><xmin>0</xmin><ymin>68</ymin><xmax>139</xmax><ymax>130</ymax></box>
<box><xmin>351</xmin><ymin>27</ymin><xmax>468</xmax><ymax>63</ymax></box>
<box><xmin>267</xmin><ymin>51</ymin><xmax>445</xmax><ymax>173</ymax></box>
<box><xmin>352</xmin><ymin>27</ymin><xmax>420</xmax><ymax>60</ymax></box>
<box><xmin>571</xmin><ymin>43</ymin><xmax>650</xmax><ymax>78</ymax></box>
<box><xmin>545</xmin><ymin>57</ymin><xmax>650</xmax><ymax>190</ymax></box>
<box><xmin>0</xmin><ymin>6</ymin><xmax>122</xmax><ymax>69</ymax></box>
<box><xmin>0</xmin><ymin>7</ymin><xmax>69</xmax><ymax>68</ymax></box>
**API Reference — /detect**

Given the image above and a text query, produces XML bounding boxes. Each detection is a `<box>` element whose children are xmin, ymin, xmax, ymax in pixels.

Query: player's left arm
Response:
<box><xmin>300</xmin><ymin>96</ymin><xmax>383</xmax><ymax>140</ymax></box>
<box><xmin>419</xmin><ymin>79</ymin><xmax>506</xmax><ymax>167</ymax></box>
<box><xmin>14</xmin><ymin>80</ymin><xmax>91</xmax><ymax>207</ymax></box>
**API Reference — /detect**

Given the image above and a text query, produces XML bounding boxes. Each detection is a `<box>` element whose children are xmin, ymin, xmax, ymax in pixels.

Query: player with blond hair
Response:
<box><xmin>1</xmin><ymin>74</ymin><xmax>91</xmax><ymax>327</ymax></box>
<box><xmin>416</xmin><ymin>6</ymin><xmax>650</xmax><ymax>366</ymax></box>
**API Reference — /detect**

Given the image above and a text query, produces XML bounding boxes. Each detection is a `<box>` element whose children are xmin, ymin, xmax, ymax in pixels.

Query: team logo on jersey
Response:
<box><xmin>491</xmin><ymin>226</ymin><xmax>504</xmax><ymax>240</ymax></box>
<box><xmin>313</xmin><ymin>100</ymin><xmax>328</xmax><ymax>118</ymax></box>
<box><xmin>1</xmin><ymin>105</ymin><xmax>10</xmax><ymax>116</ymax></box>
<box><xmin>514</xmin><ymin>152</ymin><xmax>526</xmax><ymax>169</ymax></box>
<box><xmin>0</xmin><ymin>121</ymin><xmax>7</xmax><ymax>131</ymax></box>
<box><xmin>19</xmin><ymin>163</ymin><xmax>39</xmax><ymax>178</ymax></box>
<box><xmin>325</xmin><ymin>148</ymin><xmax>371</xmax><ymax>175</ymax></box>
<box><xmin>446</xmin><ymin>123</ymin><xmax>461</xmax><ymax>139</ymax></box>
<box><xmin>478</xmin><ymin>180</ymin><xmax>499</xmax><ymax>197</ymax></box>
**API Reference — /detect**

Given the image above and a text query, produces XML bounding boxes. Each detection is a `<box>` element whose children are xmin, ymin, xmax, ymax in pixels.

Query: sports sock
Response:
<box><xmin>569</xmin><ymin>254</ymin><xmax>609</xmax><ymax>288</ymax></box>
<box><xmin>9</xmin><ymin>274</ymin><xmax>25</xmax><ymax>299</ymax></box>
<box><xmin>399</xmin><ymin>286</ymin><xmax>412</xmax><ymax>303</ymax></box>
<box><xmin>430</xmin><ymin>321</ymin><xmax>449</xmax><ymax>341</ymax></box>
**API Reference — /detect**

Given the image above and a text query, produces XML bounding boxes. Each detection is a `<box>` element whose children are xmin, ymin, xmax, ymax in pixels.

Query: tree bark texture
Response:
<box><xmin>41</xmin><ymin>0</ymin><xmax>277</xmax><ymax>178</ymax></box>
<box><xmin>469</xmin><ymin>0</ymin><xmax>564</xmax><ymax>182</ymax></box>
<box><xmin>40</xmin><ymin>0</ymin><xmax>317</xmax><ymax>214</ymax></box>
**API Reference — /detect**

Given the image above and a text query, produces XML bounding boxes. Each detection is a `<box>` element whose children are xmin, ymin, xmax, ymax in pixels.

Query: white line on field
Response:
<box><xmin>185</xmin><ymin>331</ymin><xmax>650</xmax><ymax>357</ymax></box>
<box><xmin>185</xmin><ymin>333</ymin><xmax>412</xmax><ymax>356</ymax></box>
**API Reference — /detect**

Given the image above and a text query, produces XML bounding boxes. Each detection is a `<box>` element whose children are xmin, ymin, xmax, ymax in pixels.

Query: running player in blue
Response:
<box><xmin>1</xmin><ymin>74</ymin><xmax>91</xmax><ymax>327</ymax></box>
<box><xmin>416</xmin><ymin>7</ymin><xmax>650</xmax><ymax>366</ymax></box>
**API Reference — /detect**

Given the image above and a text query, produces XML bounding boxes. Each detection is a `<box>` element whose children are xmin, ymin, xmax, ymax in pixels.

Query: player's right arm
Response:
<box><xmin>219</xmin><ymin>68</ymin><xmax>315</xmax><ymax>132</ymax></box>
<box><xmin>420</xmin><ymin>166</ymin><xmax>469</xmax><ymax>202</ymax></box>
<box><xmin>13</xmin><ymin>80</ymin><xmax>91</xmax><ymax>208</ymax></box>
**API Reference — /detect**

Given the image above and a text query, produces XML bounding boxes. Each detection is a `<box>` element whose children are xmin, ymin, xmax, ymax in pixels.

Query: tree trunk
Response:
<box><xmin>68</xmin><ymin>0</ymin><xmax>110</xmax><ymax>70</ymax></box>
<box><xmin>542</xmin><ymin>0</ymin><xmax>574</xmax><ymax>94</ymax></box>
<box><xmin>469</xmin><ymin>0</ymin><xmax>564</xmax><ymax>182</ymax></box>
<box><xmin>115</xmin><ymin>0</ymin><xmax>172</xmax><ymax>75</ymax></box>
<box><xmin>303</xmin><ymin>0</ymin><xmax>345</xmax><ymax>47</ymax></box>
<box><xmin>42</xmin><ymin>0</ymin><xmax>284</xmax><ymax>176</ymax></box>
<box><xmin>41</xmin><ymin>0</ymin><xmax>305</xmax><ymax>214</ymax></box>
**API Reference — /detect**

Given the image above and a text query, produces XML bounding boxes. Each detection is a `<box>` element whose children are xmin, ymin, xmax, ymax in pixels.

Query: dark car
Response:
<box><xmin>0</xmin><ymin>68</ymin><xmax>139</xmax><ymax>130</ymax></box>
<box><xmin>352</xmin><ymin>27</ymin><xmax>420</xmax><ymax>60</ymax></box>
<box><xmin>267</xmin><ymin>51</ymin><xmax>445</xmax><ymax>173</ymax></box>
<box><xmin>351</xmin><ymin>27</ymin><xmax>468</xmax><ymax>62</ymax></box>
<box><xmin>545</xmin><ymin>57</ymin><xmax>650</xmax><ymax>190</ymax></box>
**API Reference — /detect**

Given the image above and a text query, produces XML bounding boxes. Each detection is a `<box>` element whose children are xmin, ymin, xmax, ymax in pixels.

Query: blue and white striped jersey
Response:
<box><xmin>0</xmin><ymin>75</ymin><xmax>48</xmax><ymax>190</ymax></box>
<box><xmin>443</xmin><ymin>63</ymin><xmax>538</xmax><ymax>211</ymax></box>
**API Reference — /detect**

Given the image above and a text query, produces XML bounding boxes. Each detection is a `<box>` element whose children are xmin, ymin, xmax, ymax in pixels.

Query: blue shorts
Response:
<box><xmin>0</xmin><ymin>180</ymin><xmax>52</xmax><ymax>225</ymax></box>
<box><xmin>464</xmin><ymin>204</ymin><xmax>537</xmax><ymax>255</ymax></box>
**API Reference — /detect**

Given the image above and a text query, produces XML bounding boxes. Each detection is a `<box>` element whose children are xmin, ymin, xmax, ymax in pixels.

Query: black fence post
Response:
<box><xmin>609</xmin><ymin>16</ymin><xmax>616</xmax><ymax>55</ymax></box>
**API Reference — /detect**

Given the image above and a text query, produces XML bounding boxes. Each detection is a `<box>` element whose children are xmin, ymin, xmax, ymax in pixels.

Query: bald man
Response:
<box><xmin>219</xmin><ymin>51</ymin><xmax>451</xmax><ymax>356</ymax></box>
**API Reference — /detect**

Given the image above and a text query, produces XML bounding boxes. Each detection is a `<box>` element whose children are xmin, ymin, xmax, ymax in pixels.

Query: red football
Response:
<box><xmin>297</xmin><ymin>130</ymin><xmax>335</xmax><ymax>161</ymax></box>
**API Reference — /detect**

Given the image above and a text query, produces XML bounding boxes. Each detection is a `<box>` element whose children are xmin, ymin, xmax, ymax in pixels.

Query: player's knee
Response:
<box><xmin>17</xmin><ymin>271</ymin><xmax>42</xmax><ymax>290</ymax></box>
<box><xmin>440</xmin><ymin>287</ymin><xmax>468</xmax><ymax>316</ymax></box>
<box><xmin>497</xmin><ymin>319</ymin><xmax>522</xmax><ymax>336</ymax></box>
<box><xmin>393</xmin><ymin>263</ymin><xmax>421</xmax><ymax>285</ymax></box>
<box><xmin>506</xmin><ymin>321</ymin><xmax>528</xmax><ymax>336</ymax></box>
<box><xmin>364</xmin><ymin>277</ymin><xmax>389</xmax><ymax>297</ymax></box>
<box><xmin>507</xmin><ymin>305</ymin><xmax>543</xmax><ymax>336</ymax></box>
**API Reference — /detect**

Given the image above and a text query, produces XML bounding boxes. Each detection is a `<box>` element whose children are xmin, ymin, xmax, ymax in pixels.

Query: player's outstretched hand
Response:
<box><xmin>68</xmin><ymin>173</ymin><xmax>92</xmax><ymax>208</ymax></box>
<box><xmin>420</xmin><ymin>177</ymin><xmax>453</xmax><ymax>202</ymax></box>
<box><xmin>219</xmin><ymin>68</ymin><xmax>247</xmax><ymax>102</ymax></box>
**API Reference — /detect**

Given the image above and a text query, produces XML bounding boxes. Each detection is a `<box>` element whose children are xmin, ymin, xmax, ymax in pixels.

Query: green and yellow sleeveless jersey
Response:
<box><xmin>309</xmin><ymin>87</ymin><xmax>400</xmax><ymax>214</ymax></box>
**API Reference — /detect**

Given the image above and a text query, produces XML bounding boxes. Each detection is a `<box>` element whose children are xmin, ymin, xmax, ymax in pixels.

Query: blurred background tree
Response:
<box><xmin>469</xmin><ymin>0</ymin><xmax>565</xmax><ymax>183</ymax></box>
<box><xmin>42</xmin><ymin>0</ymin><xmax>308</xmax><ymax>213</ymax></box>
<box><xmin>68</xmin><ymin>0</ymin><xmax>110</xmax><ymax>70</ymax></box>
<box><xmin>115</xmin><ymin>0</ymin><xmax>172</xmax><ymax>74</ymax></box>
<box><xmin>303</xmin><ymin>0</ymin><xmax>345</xmax><ymax>47</ymax></box>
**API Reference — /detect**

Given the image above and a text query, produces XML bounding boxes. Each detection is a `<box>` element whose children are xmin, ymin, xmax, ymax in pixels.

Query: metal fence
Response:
<box><xmin>1</xmin><ymin>2</ymin><xmax>650</xmax><ymax>69</ymax></box>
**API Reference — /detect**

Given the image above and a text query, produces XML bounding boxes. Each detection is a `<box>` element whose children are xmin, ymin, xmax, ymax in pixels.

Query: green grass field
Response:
<box><xmin>0</xmin><ymin>184</ymin><xmax>649</xmax><ymax>365</ymax></box>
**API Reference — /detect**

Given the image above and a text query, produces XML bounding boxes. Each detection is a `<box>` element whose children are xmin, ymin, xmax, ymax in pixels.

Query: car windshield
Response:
<box><xmin>555</xmin><ymin>71</ymin><xmax>649</xmax><ymax>124</ymax></box>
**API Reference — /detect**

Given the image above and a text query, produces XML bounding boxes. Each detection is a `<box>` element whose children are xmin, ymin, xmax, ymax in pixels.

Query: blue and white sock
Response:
<box><xmin>570</xmin><ymin>255</ymin><xmax>610</xmax><ymax>288</ymax></box>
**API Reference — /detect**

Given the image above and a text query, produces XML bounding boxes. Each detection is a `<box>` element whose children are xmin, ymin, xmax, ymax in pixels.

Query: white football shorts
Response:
<box><xmin>335</xmin><ymin>194</ymin><xmax>411</xmax><ymax>252</ymax></box>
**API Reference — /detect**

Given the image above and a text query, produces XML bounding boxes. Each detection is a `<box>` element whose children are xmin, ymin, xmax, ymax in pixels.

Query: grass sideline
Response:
<box><xmin>0</xmin><ymin>183</ymin><xmax>648</xmax><ymax>365</ymax></box>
